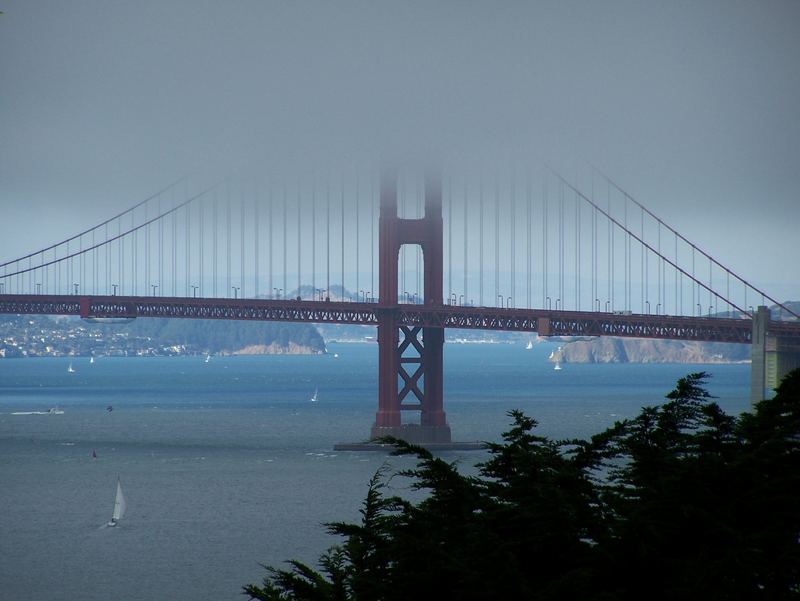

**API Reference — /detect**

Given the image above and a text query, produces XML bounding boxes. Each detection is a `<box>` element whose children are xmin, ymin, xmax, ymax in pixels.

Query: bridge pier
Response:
<box><xmin>750</xmin><ymin>305</ymin><xmax>800</xmax><ymax>404</ymax></box>
<box><xmin>369</xmin><ymin>170</ymin><xmax>452</xmax><ymax>445</ymax></box>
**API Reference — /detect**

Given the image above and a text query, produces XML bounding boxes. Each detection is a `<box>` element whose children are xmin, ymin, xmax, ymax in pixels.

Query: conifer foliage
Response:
<box><xmin>245</xmin><ymin>371</ymin><xmax>800</xmax><ymax>601</ymax></box>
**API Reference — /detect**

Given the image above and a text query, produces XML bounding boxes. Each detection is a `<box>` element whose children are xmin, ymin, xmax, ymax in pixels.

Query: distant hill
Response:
<box><xmin>112</xmin><ymin>317</ymin><xmax>326</xmax><ymax>355</ymax></box>
<box><xmin>0</xmin><ymin>314</ymin><xmax>325</xmax><ymax>357</ymax></box>
<box><xmin>555</xmin><ymin>337</ymin><xmax>750</xmax><ymax>365</ymax></box>
<box><xmin>553</xmin><ymin>300</ymin><xmax>799</xmax><ymax>364</ymax></box>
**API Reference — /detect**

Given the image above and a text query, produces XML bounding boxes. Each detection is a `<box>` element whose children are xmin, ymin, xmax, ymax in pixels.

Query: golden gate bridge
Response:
<box><xmin>1</xmin><ymin>168</ymin><xmax>798</xmax><ymax>445</ymax></box>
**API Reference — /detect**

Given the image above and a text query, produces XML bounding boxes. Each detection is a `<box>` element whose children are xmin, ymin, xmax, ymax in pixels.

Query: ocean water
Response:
<box><xmin>0</xmin><ymin>342</ymin><xmax>750</xmax><ymax>601</ymax></box>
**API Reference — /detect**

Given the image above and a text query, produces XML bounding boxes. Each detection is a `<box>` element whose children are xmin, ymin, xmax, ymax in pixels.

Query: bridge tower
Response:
<box><xmin>371</xmin><ymin>170</ymin><xmax>451</xmax><ymax>444</ymax></box>
<box><xmin>751</xmin><ymin>306</ymin><xmax>800</xmax><ymax>403</ymax></box>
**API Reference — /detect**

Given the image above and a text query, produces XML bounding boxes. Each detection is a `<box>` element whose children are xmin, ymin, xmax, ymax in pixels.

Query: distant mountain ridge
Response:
<box><xmin>0</xmin><ymin>314</ymin><xmax>326</xmax><ymax>357</ymax></box>
<box><xmin>552</xmin><ymin>300</ymin><xmax>798</xmax><ymax>364</ymax></box>
<box><xmin>555</xmin><ymin>337</ymin><xmax>750</xmax><ymax>365</ymax></box>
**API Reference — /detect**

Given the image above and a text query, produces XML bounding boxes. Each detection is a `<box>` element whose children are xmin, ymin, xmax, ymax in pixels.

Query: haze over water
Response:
<box><xmin>0</xmin><ymin>342</ymin><xmax>750</xmax><ymax>601</ymax></box>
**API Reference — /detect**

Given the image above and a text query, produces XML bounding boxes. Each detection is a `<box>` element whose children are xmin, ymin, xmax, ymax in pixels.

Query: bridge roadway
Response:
<box><xmin>3</xmin><ymin>294</ymin><xmax>799</xmax><ymax>344</ymax></box>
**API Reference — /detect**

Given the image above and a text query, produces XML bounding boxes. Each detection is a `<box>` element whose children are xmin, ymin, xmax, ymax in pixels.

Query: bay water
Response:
<box><xmin>0</xmin><ymin>341</ymin><xmax>750</xmax><ymax>601</ymax></box>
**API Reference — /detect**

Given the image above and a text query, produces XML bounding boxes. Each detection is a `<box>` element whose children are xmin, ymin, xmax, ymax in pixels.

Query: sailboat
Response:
<box><xmin>310</xmin><ymin>387</ymin><xmax>318</xmax><ymax>402</ymax></box>
<box><xmin>525</xmin><ymin>340</ymin><xmax>533</xmax><ymax>350</ymax></box>
<box><xmin>107</xmin><ymin>477</ymin><xmax>126</xmax><ymax>527</ymax></box>
<box><xmin>89</xmin><ymin>356</ymin><xmax>95</xmax><ymax>364</ymax></box>
<box><xmin>553</xmin><ymin>346</ymin><xmax>563</xmax><ymax>371</ymax></box>
<box><xmin>204</xmin><ymin>354</ymin><xmax>211</xmax><ymax>364</ymax></box>
<box><xmin>67</xmin><ymin>362</ymin><xmax>75</xmax><ymax>373</ymax></box>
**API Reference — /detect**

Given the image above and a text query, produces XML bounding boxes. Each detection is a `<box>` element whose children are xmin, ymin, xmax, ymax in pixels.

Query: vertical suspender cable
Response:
<box><xmin>227</xmin><ymin>183</ymin><xmax>232</xmax><ymax>297</ymax></box>
<box><xmin>370</xmin><ymin>176</ymin><xmax>374</xmax><ymax>299</ymax></box>
<box><xmin>269</xmin><ymin>182</ymin><xmax>273</xmax><ymax>298</ymax></box>
<box><xmin>608</xmin><ymin>183</ymin><xmax>613</xmax><ymax>311</ymax></box>
<box><xmin>283</xmin><ymin>182</ymin><xmax>287</xmax><ymax>298</ymax></box>
<box><xmin>675</xmin><ymin>235</ymin><xmax>678</xmax><ymax>315</ymax></box>
<box><xmin>576</xmin><ymin>188</ymin><xmax>580</xmax><ymax>310</ymax></box>
<box><xmin>463</xmin><ymin>181</ymin><xmax>468</xmax><ymax>304</ymax></box>
<box><xmin>526</xmin><ymin>175</ymin><xmax>531</xmax><ymax>309</ymax></box>
<box><xmin>495</xmin><ymin>178</ymin><xmax>499</xmax><ymax>306</ymax></box>
<box><xmin>641</xmin><ymin>208</ymin><xmax>644</xmax><ymax>313</ymax></box>
<box><xmin>311</xmin><ymin>180</ymin><xmax>315</xmax><ymax>298</ymax></box>
<box><xmin>479</xmin><ymin>178</ymin><xmax>483</xmax><ymax>306</ymax></box>
<box><xmin>213</xmin><ymin>189</ymin><xmax>218</xmax><ymax>297</ymax></box>
<box><xmin>417</xmin><ymin>177</ymin><xmax>421</xmax><ymax>300</ymax></box>
<box><xmin>172</xmin><ymin>189</ymin><xmax>177</xmax><ymax>296</ymax></box>
<box><xmin>326</xmin><ymin>178</ymin><xmax>330</xmax><ymax>299</ymax></box>
<box><xmin>542</xmin><ymin>177</ymin><xmax>547</xmax><ymax>308</ymax></box>
<box><xmin>560</xmin><ymin>182</ymin><xmax>565</xmax><ymax>307</ymax></box>
<box><xmin>448</xmin><ymin>177</ymin><xmax>452</xmax><ymax>303</ymax></box>
<box><xmin>144</xmin><ymin>204</ymin><xmax>149</xmax><ymax>293</ymax></box>
<box><xmin>199</xmin><ymin>194</ymin><xmax>204</xmax><ymax>296</ymax></box>
<box><xmin>297</xmin><ymin>182</ymin><xmax>301</xmax><ymax>298</ymax></box>
<box><xmin>657</xmin><ymin>223</ymin><xmax>662</xmax><ymax>313</ymax></box>
<box><xmin>159</xmin><ymin>195</ymin><xmax>163</xmax><ymax>295</ymax></box>
<box><xmin>341</xmin><ymin>177</ymin><xmax>345</xmax><ymax>299</ymax></box>
<box><xmin>510</xmin><ymin>177</ymin><xmax>515</xmax><ymax>306</ymax></box>
<box><xmin>255</xmin><ymin>184</ymin><xmax>260</xmax><ymax>298</ymax></box>
<box><xmin>400</xmin><ymin>179</ymin><xmax>405</xmax><ymax>300</ymax></box>
<box><xmin>241</xmin><ymin>189</ymin><xmax>245</xmax><ymax>297</ymax></box>
<box><xmin>355</xmin><ymin>175</ymin><xmax>359</xmax><ymax>299</ymax></box>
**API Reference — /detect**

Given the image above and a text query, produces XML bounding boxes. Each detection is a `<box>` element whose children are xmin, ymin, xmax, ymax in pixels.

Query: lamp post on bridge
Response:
<box><xmin>708</xmin><ymin>305</ymin><xmax>714</xmax><ymax>317</ymax></box>
<box><xmin>595</xmin><ymin>298</ymin><xmax>600</xmax><ymax>312</ymax></box>
<box><xmin>151</xmin><ymin>284</ymin><xmax>158</xmax><ymax>297</ymax></box>
<box><xmin>191</xmin><ymin>285</ymin><xmax>198</xmax><ymax>298</ymax></box>
<box><xmin>697</xmin><ymin>303</ymin><xmax>702</xmax><ymax>317</ymax></box>
<box><xmin>497</xmin><ymin>294</ymin><xmax>503</xmax><ymax>308</ymax></box>
<box><xmin>36</xmin><ymin>283</ymin><xmax>41</xmax><ymax>295</ymax></box>
<box><xmin>645</xmin><ymin>300</ymin><xmax>650</xmax><ymax>315</ymax></box>
<box><xmin>112</xmin><ymin>284</ymin><xmax>118</xmax><ymax>296</ymax></box>
<box><xmin>73</xmin><ymin>283</ymin><xmax>79</xmax><ymax>295</ymax></box>
<box><xmin>546</xmin><ymin>296</ymin><xmax>551</xmax><ymax>310</ymax></box>
<box><xmin>507</xmin><ymin>297</ymin><xmax>512</xmax><ymax>309</ymax></box>
<box><xmin>232</xmin><ymin>286</ymin><xmax>240</xmax><ymax>299</ymax></box>
<box><xmin>605</xmin><ymin>300</ymin><xmax>610</xmax><ymax>312</ymax></box>
<box><xmin>656</xmin><ymin>303</ymin><xmax>661</xmax><ymax>315</ymax></box>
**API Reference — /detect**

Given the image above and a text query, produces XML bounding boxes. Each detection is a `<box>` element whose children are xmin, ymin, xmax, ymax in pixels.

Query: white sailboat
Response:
<box><xmin>553</xmin><ymin>346</ymin><xmax>563</xmax><ymax>371</ymax></box>
<box><xmin>107</xmin><ymin>477</ymin><xmax>126</xmax><ymax>527</ymax></box>
<box><xmin>67</xmin><ymin>362</ymin><xmax>75</xmax><ymax>373</ymax></box>
<box><xmin>89</xmin><ymin>356</ymin><xmax>95</xmax><ymax>364</ymax></box>
<box><xmin>310</xmin><ymin>387</ymin><xmax>318</xmax><ymax>402</ymax></box>
<box><xmin>204</xmin><ymin>354</ymin><xmax>211</xmax><ymax>364</ymax></box>
<box><xmin>525</xmin><ymin>340</ymin><xmax>533</xmax><ymax>350</ymax></box>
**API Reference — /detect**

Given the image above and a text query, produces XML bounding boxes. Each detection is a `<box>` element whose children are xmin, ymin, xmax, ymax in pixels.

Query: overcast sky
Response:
<box><xmin>1</xmin><ymin>1</ymin><xmax>798</xmax><ymax>300</ymax></box>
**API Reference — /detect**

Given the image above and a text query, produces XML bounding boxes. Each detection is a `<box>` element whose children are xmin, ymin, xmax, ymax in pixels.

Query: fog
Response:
<box><xmin>1</xmin><ymin>0</ymin><xmax>798</xmax><ymax>299</ymax></box>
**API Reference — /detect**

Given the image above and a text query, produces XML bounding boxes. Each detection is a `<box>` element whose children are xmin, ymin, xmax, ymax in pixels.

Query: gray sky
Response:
<box><xmin>1</xmin><ymin>0</ymin><xmax>798</xmax><ymax>300</ymax></box>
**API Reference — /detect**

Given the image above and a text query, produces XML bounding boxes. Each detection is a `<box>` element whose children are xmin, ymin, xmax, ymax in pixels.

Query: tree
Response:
<box><xmin>244</xmin><ymin>370</ymin><xmax>800</xmax><ymax>601</ymax></box>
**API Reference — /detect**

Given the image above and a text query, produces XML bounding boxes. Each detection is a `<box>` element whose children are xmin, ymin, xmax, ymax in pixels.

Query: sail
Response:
<box><xmin>112</xmin><ymin>479</ymin><xmax>126</xmax><ymax>522</ymax></box>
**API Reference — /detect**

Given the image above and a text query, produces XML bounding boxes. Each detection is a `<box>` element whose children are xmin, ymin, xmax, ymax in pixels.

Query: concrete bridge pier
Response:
<box><xmin>750</xmin><ymin>305</ymin><xmax>800</xmax><ymax>403</ymax></box>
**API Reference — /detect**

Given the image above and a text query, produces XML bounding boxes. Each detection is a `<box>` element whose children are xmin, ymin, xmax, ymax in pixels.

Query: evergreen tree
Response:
<box><xmin>244</xmin><ymin>370</ymin><xmax>800</xmax><ymax>601</ymax></box>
